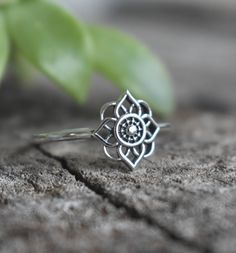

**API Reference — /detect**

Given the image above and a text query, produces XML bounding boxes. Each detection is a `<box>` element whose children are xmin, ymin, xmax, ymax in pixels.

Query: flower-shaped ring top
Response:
<box><xmin>33</xmin><ymin>90</ymin><xmax>169</xmax><ymax>170</ymax></box>
<box><xmin>94</xmin><ymin>90</ymin><xmax>161</xmax><ymax>169</ymax></box>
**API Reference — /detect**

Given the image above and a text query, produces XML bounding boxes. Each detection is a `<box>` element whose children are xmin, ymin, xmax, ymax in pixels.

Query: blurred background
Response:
<box><xmin>57</xmin><ymin>0</ymin><xmax>236</xmax><ymax>113</ymax></box>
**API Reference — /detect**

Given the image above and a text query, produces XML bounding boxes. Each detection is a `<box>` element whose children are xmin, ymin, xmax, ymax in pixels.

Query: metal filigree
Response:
<box><xmin>33</xmin><ymin>90</ymin><xmax>170</xmax><ymax>170</ymax></box>
<box><xmin>94</xmin><ymin>90</ymin><xmax>160</xmax><ymax>169</ymax></box>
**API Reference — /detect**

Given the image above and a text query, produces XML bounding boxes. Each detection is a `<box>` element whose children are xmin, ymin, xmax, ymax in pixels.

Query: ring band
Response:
<box><xmin>33</xmin><ymin>90</ymin><xmax>171</xmax><ymax>169</ymax></box>
<box><xmin>33</xmin><ymin>123</ymin><xmax>170</xmax><ymax>143</ymax></box>
<box><xmin>33</xmin><ymin>128</ymin><xmax>94</xmax><ymax>143</ymax></box>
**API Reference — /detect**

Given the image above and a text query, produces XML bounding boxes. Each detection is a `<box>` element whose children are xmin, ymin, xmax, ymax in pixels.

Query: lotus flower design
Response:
<box><xmin>94</xmin><ymin>91</ymin><xmax>160</xmax><ymax>169</ymax></box>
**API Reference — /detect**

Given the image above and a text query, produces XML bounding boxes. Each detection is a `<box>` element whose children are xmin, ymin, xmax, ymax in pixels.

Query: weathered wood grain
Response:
<box><xmin>0</xmin><ymin>84</ymin><xmax>198</xmax><ymax>253</ymax></box>
<box><xmin>44</xmin><ymin>111</ymin><xmax>236</xmax><ymax>253</ymax></box>
<box><xmin>0</xmin><ymin>80</ymin><xmax>235</xmax><ymax>253</ymax></box>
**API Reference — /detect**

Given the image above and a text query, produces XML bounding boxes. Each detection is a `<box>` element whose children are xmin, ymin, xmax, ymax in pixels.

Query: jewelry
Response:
<box><xmin>33</xmin><ymin>90</ymin><xmax>170</xmax><ymax>169</ymax></box>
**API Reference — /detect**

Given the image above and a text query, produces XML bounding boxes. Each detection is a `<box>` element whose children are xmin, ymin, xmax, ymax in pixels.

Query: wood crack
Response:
<box><xmin>35</xmin><ymin>144</ymin><xmax>212</xmax><ymax>253</ymax></box>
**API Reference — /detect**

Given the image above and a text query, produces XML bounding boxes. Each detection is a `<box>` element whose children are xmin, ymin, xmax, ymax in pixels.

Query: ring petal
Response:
<box><xmin>142</xmin><ymin>114</ymin><xmax>160</xmax><ymax>143</ymax></box>
<box><xmin>138</xmin><ymin>100</ymin><xmax>152</xmax><ymax>117</ymax></box>
<box><xmin>94</xmin><ymin>118</ymin><xmax>118</xmax><ymax>147</ymax></box>
<box><xmin>118</xmin><ymin>143</ymin><xmax>146</xmax><ymax>169</ymax></box>
<box><xmin>115</xmin><ymin>90</ymin><xmax>141</xmax><ymax>118</ymax></box>
<box><xmin>100</xmin><ymin>102</ymin><xmax>116</xmax><ymax>120</ymax></box>
<box><xmin>104</xmin><ymin>146</ymin><xmax>121</xmax><ymax>161</ymax></box>
<box><xmin>144</xmin><ymin>142</ymin><xmax>155</xmax><ymax>158</ymax></box>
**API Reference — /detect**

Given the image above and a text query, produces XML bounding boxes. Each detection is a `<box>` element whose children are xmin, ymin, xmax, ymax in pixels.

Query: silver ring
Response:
<box><xmin>33</xmin><ymin>90</ymin><xmax>170</xmax><ymax>169</ymax></box>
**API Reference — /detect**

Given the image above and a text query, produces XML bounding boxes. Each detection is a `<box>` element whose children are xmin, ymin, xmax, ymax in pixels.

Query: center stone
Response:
<box><xmin>127</xmin><ymin>125</ymin><xmax>138</xmax><ymax>135</ymax></box>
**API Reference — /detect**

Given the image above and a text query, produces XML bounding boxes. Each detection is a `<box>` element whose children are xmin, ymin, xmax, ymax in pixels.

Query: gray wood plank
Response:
<box><xmin>0</xmin><ymin>85</ymin><xmax>197</xmax><ymax>253</ymax></box>
<box><xmin>42</xmin><ymin>110</ymin><xmax>236</xmax><ymax>253</ymax></box>
<box><xmin>7</xmin><ymin>83</ymin><xmax>234</xmax><ymax>253</ymax></box>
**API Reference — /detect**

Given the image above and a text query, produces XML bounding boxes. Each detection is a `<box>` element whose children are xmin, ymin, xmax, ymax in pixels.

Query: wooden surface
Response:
<box><xmin>0</xmin><ymin>81</ymin><xmax>235</xmax><ymax>253</ymax></box>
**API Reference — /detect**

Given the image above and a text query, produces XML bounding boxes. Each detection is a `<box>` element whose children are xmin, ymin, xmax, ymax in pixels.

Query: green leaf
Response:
<box><xmin>0</xmin><ymin>13</ymin><xmax>9</xmax><ymax>84</ymax></box>
<box><xmin>90</xmin><ymin>26</ymin><xmax>174</xmax><ymax>116</ymax></box>
<box><xmin>13</xmin><ymin>51</ymin><xmax>39</xmax><ymax>84</ymax></box>
<box><xmin>6</xmin><ymin>0</ymin><xmax>92</xmax><ymax>102</ymax></box>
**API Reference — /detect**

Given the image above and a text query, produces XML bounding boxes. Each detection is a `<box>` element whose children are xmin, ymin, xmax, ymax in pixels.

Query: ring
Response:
<box><xmin>33</xmin><ymin>90</ymin><xmax>170</xmax><ymax>169</ymax></box>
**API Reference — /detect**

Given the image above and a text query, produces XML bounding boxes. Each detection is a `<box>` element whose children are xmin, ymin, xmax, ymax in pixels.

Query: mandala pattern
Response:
<box><xmin>94</xmin><ymin>90</ymin><xmax>160</xmax><ymax>169</ymax></box>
